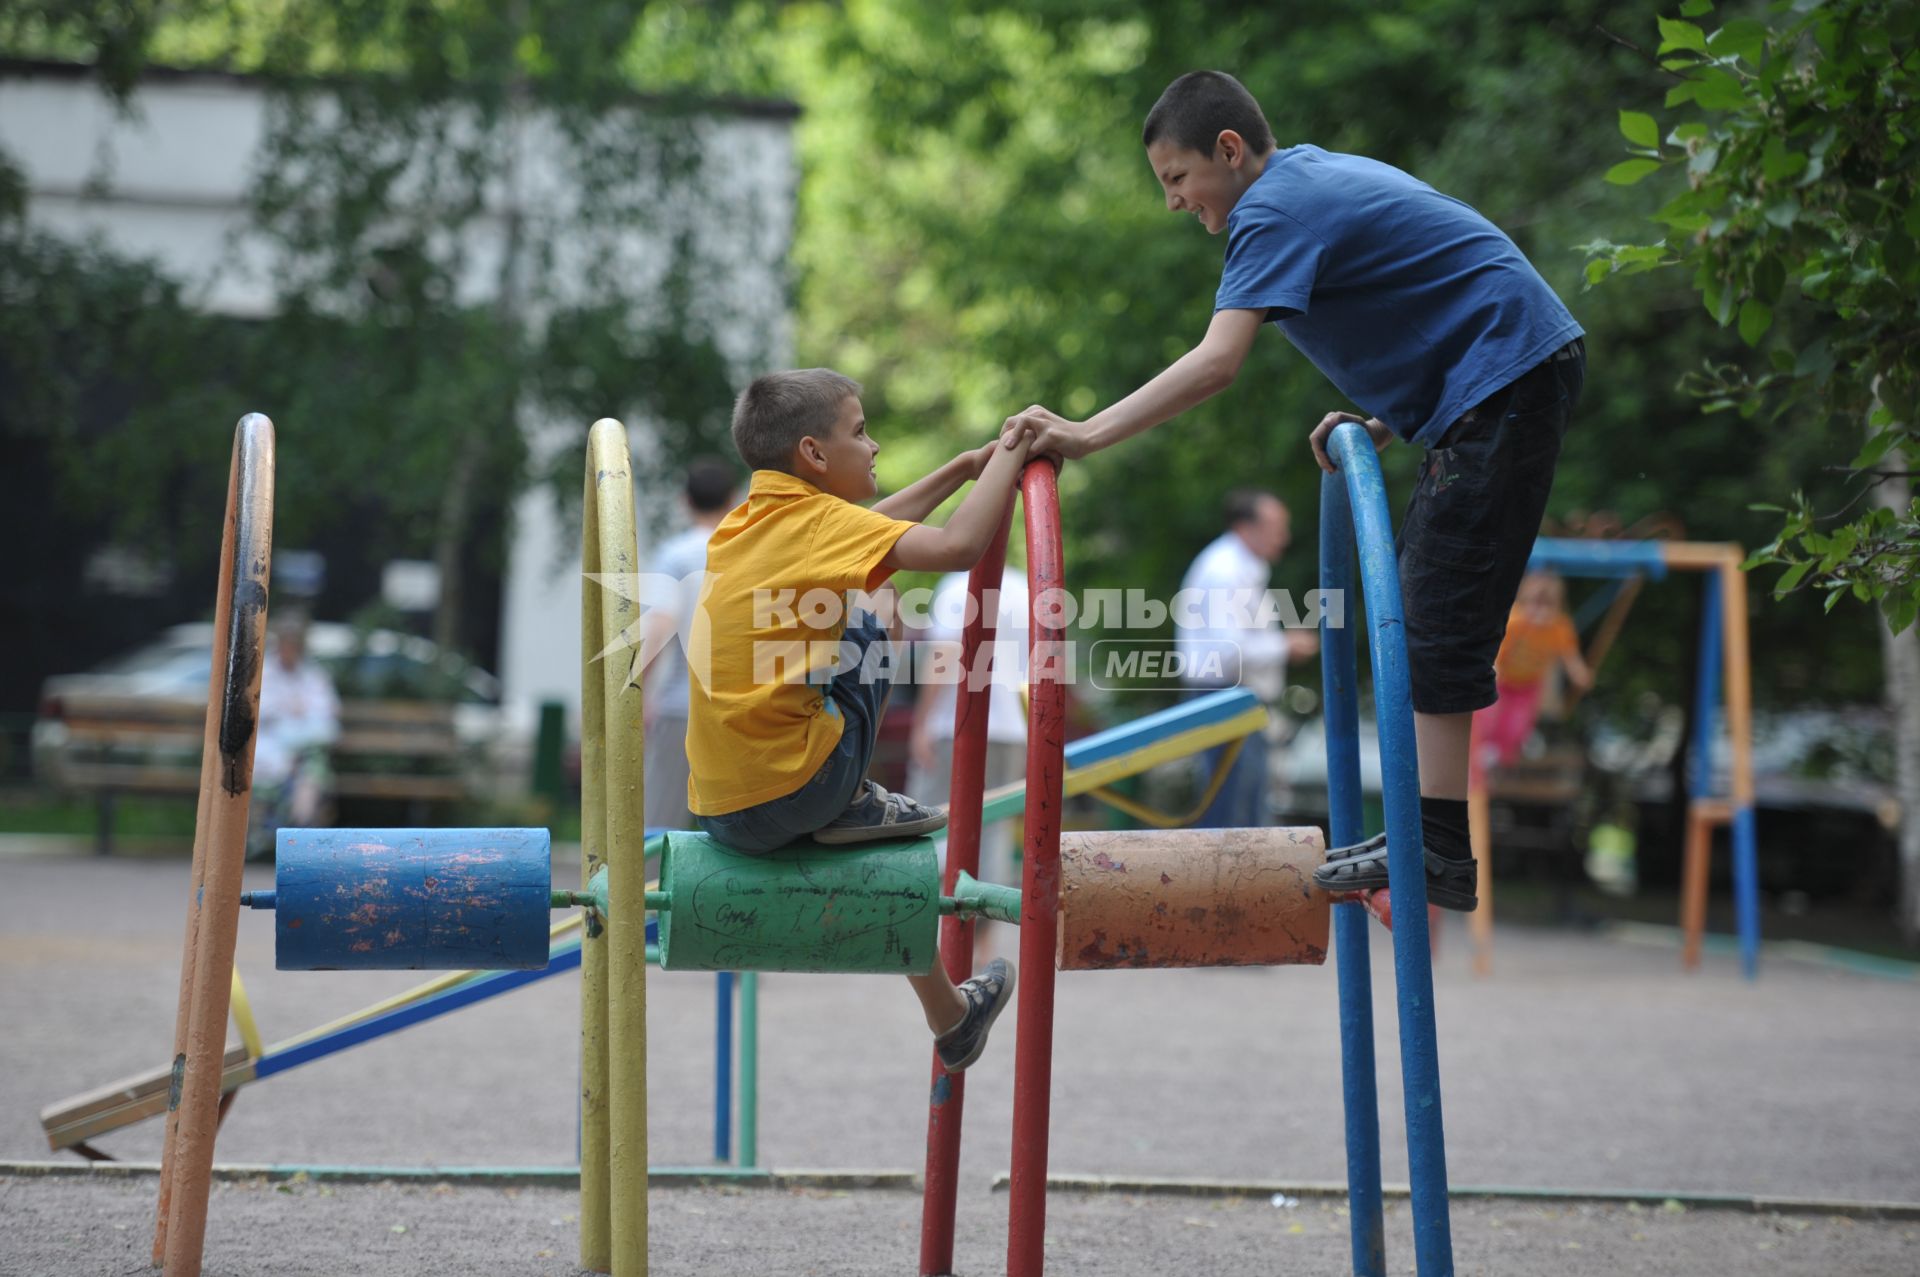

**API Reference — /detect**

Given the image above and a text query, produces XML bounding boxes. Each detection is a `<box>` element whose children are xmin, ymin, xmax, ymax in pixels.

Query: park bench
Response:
<box><xmin>1481</xmin><ymin>743</ymin><xmax>1597</xmax><ymax>924</ymax></box>
<box><xmin>44</xmin><ymin>693</ymin><xmax>472</xmax><ymax>854</ymax></box>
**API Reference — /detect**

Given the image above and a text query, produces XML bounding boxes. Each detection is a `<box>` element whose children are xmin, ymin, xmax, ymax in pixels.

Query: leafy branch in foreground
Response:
<box><xmin>1586</xmin><ymin>0</ymin><xmax>1920</xmax><ymax>629</ymax></box>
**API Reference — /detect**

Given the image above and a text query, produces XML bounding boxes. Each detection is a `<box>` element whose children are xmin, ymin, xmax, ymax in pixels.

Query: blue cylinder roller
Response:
<box><xmin>270</xmin><ymin>828</ymin><xmax>552</xmax><ymax>971</ymax></box>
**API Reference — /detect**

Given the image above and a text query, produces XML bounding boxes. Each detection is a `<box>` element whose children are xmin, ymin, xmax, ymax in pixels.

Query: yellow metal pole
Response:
<box><xmin>227</xmin><ymin>969</ymin><xmax>264</xmax><ymax>1062</ymax></box>
<box><xmin>587</xmin><ymin>419</ymin><xmax>648</xmax><ymax>1276</ymax></box>
<box><xmin>579</xmin><ymin>434</ymin><xmax>612</xmax><ymax>1273</ymax></box>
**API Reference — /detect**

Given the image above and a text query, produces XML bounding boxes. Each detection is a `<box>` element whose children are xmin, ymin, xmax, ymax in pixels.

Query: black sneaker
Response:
<box><xmin>1312</xmin><ymin>833</ymin><xmax>1478</xmax><ymax>912</ymax></box>
<box><xmin>934</xmin><ymin>957</ymin><xmax>1017</xmax><ymax>1073</ymax></box>
<box><xmin>814</xmin><ymin>780</ymin><xmax>948</xmax><ymax>845</ymax></box>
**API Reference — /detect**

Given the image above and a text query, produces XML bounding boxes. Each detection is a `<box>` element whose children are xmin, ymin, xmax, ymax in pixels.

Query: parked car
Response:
<box><xmin>33</xmin><ymin>621</ymin><xmax>503</xmax><ymax>786</ymax></box>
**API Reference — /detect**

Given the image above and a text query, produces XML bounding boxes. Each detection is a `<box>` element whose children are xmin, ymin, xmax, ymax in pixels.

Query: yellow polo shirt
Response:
<box><xmin>685</xmin><ymin>470</ymin><xmax>915</xmax><ymax>816</ymax></box>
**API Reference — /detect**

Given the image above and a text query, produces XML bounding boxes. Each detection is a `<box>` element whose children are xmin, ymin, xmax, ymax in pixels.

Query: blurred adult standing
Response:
<box><xmin>1174</xmin><ymin>490</ymin><xmax>1317</xmax><ymax>827</ymax></box>
<box><xmin>641</xmin><ymin>456</ymin><xmax>738</xmax><ymax>831</ymax></box>
<box><xmin>908</xmin><ymin>565</ymin><xmax>1030</xmax><ymax>886</ymax></box>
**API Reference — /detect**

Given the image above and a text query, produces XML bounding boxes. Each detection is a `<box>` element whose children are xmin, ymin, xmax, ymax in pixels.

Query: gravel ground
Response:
<box><xmin>4</xmin><ymin>841</ymin><xmax>1919</xmax><ymax>1274</ymax></box>
<box><xmin>4</xmin><ymin>1175</ymin><xmax>1918</xmax><ymax>1277</ymax></box>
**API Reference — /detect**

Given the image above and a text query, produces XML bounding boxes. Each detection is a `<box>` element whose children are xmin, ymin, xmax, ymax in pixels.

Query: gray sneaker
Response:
<box><xmin>934</xmin><ymin>957</ymin><xmax>1017</xmax><ymax>1073</ymax></box>
<box><xmin>813</xmin><ymin>780</ymin><xmax>948</xmax><ymax>845</ymax></box>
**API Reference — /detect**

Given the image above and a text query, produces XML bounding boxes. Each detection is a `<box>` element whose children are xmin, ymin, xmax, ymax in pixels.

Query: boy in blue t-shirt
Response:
<box><xmin>1005</xmin><ymin>71</ymin><xmax>1587</xmax><ymax>911</ymax></box>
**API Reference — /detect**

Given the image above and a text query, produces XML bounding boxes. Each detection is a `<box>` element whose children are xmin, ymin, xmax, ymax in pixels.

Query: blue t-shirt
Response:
<box><xmin>1214</xmin><ymin>145</ymin><xmax>1583</xmax><ymax>445</ymax></box>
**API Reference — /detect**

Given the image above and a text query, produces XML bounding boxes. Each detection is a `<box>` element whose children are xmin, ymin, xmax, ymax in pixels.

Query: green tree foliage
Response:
<box><xmin>3</xmin><ymin>0</ymin><xmax>1891</xmax><ymax>708</ymax></box>
<box><xmin>770</xmin><ymin>0</ymin><xmax>1877</xmax><ymax>705</ymax></box>
<box><xmin>1588</xmin><ymin>0</ymin><xmax>1920</xmax><ymax>631</ymax></box>
<box><xmin>1</xmin><ymin>2</ymin><xmax>761</xmax><ymax>656</ymax></box>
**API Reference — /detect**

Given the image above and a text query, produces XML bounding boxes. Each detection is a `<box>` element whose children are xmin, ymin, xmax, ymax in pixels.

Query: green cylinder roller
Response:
<box><xmin>655</xmin><ymin>832</ymin><xmax>942</xmax><ymax>974</ymax></box>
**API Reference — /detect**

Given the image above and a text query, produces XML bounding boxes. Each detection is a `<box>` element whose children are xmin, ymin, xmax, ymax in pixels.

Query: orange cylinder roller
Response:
<box><xmin>1055</xmin><ymin>827</ymin><xmax>1330</xmax><ymax>971</ymax></box>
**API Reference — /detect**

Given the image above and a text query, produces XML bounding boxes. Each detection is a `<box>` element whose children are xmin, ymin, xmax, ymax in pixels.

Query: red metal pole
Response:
<box><xmin>1006</xmin><ymin>461</ymin><xmax>1066</xmax><ymax>1277</ymax></box>
<box><xmin>918</xmin><ymin>507</ymin><xmax>1013</xmax><ymax>1276</ymax></box>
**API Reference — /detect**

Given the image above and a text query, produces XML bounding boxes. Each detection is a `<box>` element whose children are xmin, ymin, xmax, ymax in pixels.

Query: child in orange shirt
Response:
<box><xmin>685</xmin><ymin>367</ymin><xmax>1034</xmax><ymax>1072</ymax></box>
<box><xmin>1470</xmin><ymin>570</ymin><xmax>1593</xmax><ymax>787</ymax></box>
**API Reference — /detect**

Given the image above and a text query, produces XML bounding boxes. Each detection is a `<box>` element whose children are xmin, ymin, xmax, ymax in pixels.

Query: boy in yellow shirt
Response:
<box><xmin>685</xmin><ymin>367</ymin><xmax>1033</xmax><ymax>1072</ymax></box>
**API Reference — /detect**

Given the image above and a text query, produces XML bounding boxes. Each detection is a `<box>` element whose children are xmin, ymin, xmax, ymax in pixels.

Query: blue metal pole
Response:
<box><xmin>1320</xmin><ymin>468</ymin><xmax>1386</xmax><ymax>1277</ymax></box>
<box><xmin>739</xmin><ymin>970</ymin><xmax>760</xmax><ymax>1169</ymax></box>
<box><xmin>714</xmin><ymin>970</ymin><xmax>734</xmax><ymax>1162</ymax></box>
<box><xmin>1689</xmin><ymin>577</ymin><xmax>1723</xmax><ymax>804</ymax></box>
<box><xmin>1330</xmin><ymin>423</ymin><xmax>1454</xmax><ymax>1275</ymax></box>
<box><xmin>1733</xmin><ymin>803</ymin><xmax>1761</xmax><ymax>979</ymax></box>
<box><xmin>1691</xmin><ymin>571</ymin><xmax>1762</xmax><ymax>978</ymax></box>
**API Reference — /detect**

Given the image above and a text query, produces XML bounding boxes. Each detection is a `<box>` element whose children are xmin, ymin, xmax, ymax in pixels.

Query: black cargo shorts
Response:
<box><xmin>1398</xmin><ymin>338</ymin><xmax>1586</xmax><ymax>715</ymax></box>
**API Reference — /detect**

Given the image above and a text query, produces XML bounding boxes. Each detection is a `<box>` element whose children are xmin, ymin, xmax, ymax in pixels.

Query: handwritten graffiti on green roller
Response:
<box><xmin>654</xmin><ymin>833</ymin><xmax>942</xmax><ymax>974</ymax></box>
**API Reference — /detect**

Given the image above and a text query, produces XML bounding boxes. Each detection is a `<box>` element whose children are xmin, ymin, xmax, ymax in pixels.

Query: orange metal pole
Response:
<box><xmin>1680</xmin><ymin>805</ymin><xmax>1712</xmax><ymax>970</ymax></box>
<box><xmin>152</xmin><ymin>724</ymin><xmax>219</xmax><ymax>1264</ymax></box>
<box><xmin>1719</xmin><ymin>552</ymin><xmax>1762</xmax><ymax>977</ymax></box>
<box><xmin>157</xmin><ymin>415</ymin><xmax>274</xmax><ymax>1276</ymax></box>
<box><xmin>1720</xmin><ymin>553</ymin><xmax>1755</xmax><ymax>812</ymax></box>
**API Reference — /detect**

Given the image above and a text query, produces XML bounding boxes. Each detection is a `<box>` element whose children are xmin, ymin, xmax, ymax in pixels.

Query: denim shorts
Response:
<box><xmin>1399</xmin><ymin>339</ymin><xmax>1586</xmax><ymax>715</ymax></box>
<box><xmin>695</xmin><ymin>609</ymin><xmax>896</xmax><ymax>854</ymax></box>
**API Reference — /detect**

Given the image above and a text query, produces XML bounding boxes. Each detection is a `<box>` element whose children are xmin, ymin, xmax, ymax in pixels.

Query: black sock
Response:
<box><xmin>1420</xmin><ymin>796</ymin><xmax>1471</xmax><ymax>862</ymax></box>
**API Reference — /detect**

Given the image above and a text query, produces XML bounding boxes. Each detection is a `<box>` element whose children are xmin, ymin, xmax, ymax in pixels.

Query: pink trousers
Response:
<box><xmin>1470</xmin><ymin>679</ymin><xmax>1544</xmax><ymax>789</ymax></box>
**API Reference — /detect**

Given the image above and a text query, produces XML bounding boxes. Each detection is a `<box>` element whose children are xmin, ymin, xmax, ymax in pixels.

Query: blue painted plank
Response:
<box><xmin>254</xmin><ymin>916</ymin><xmax>661</xmax><ymax>1080</ymax></box>
<box><xmin>255</xmin><ymin>940</ymin><xmax>585</xmax><ymax>1078</ymax></box>
<box><xmin>1056</xmin><ymin>687</ymin><xmax>1260</xmax><ymax>770</ymax></box>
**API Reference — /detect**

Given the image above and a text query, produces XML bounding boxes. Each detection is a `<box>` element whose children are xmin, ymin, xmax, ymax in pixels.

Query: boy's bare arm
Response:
<box><xmin>884</xmin><ymin>435</ymin><xmax>1034</xmax><ymax>573</ymax></box>
<box><xmin>1000</xmin><ymin>308</ymin><xmax>1266</xmax><ymax>460</ymax></box>
<box><xmin>872</xmin><ymin>442</ymin><xmax>996</xmax><ymax>523</ymax></box>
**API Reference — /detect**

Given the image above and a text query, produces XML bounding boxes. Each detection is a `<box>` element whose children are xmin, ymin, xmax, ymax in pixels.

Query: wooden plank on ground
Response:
<box><xmin>40</xmin><ymin>1045</ymin><xmax>251</xmax><ymax>1151</ymax></box>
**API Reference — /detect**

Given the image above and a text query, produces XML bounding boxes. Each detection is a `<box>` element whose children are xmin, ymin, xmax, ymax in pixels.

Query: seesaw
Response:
<box><xmin>39</xmin><ymin>686</ymin><xmax>1267</xmax><ymax>1160</ymax></box>
<box><xmin>146</xmin><ymin>415</ymin><xmax>1453</xmax><ymax>1277</ymax></box>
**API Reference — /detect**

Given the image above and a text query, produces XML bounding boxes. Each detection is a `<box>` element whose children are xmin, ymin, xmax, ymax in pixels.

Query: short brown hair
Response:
<box><xmin>683</xmin><ymin>455</ymin><xmax>738</xmax><ymax>512</ymax></box>
<box><xmin>730</xmin><ymin>368</ymin><xmax>862</xmax><ymax>472</ymax></box>
<box><xmin>1143</xmin><ymin>71</ymin><xmax>1275</xmax><ymax>159</ymax></box>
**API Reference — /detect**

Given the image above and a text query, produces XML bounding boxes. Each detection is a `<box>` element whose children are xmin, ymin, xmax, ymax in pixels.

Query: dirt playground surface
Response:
<box><xmin>3</xmin><ymin>843</ymin><xmax>1919</xmax><ymax>1273</ymax></box>
<box><xmin>5</xmin><ymin>1175</ymin><xmax>1918</xmax><ymax>1276</ymax></box>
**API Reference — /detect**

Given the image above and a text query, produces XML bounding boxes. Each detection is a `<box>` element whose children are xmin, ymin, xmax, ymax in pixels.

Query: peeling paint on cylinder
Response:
<box><xmin>271</xmin><ymin>827</ymin><xmax>552</xmax><ymax>970</ymax></box>
<box><xmin>1054</xmin><ymin>828</ymin><xmax>1329</xmax><ymax>971</ymax></box>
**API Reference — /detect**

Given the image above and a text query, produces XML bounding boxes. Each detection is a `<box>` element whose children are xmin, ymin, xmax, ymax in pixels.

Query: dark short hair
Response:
<box><xmin>1142</xmin><ymin>71</ymin><xmax>1276</xmax><ymax>159</ymax></box>
<box><xmin>1223</xmin><ymin>488</ymin><xmax>1281</xmax><ymax>529</ymax></box>
<box><xmin>730</xmin><ymin>368</ymin><xmax>862</xmax><ymax>473</ymax></box>
<box><xmin>683</xmin><ymin>455</ymin><xmax>737</xmax><ymax>513</ymax></box>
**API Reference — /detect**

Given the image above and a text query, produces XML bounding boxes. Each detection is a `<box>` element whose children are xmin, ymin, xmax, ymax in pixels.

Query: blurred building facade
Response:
<box><xmin>0</xmin><ymin>62</ymin><xmax>796</xmax><ymax>751</ymax></box>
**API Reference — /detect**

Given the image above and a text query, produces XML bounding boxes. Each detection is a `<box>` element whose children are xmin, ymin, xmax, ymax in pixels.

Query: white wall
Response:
<box><xmin>1</xmin><ymin>64</ymin><xmax>795</xmax><ymax>746</ymax></box>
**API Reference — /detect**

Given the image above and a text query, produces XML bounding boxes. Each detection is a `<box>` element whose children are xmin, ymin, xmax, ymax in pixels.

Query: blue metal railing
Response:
<box><xmin>1320</xmin><ymin>423</ymin><xmax>1455</xmax><ymax>1276</ymax></box>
